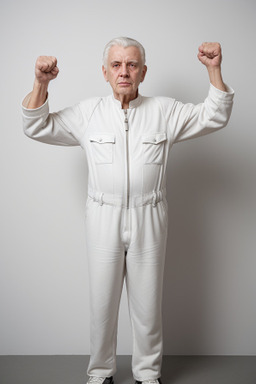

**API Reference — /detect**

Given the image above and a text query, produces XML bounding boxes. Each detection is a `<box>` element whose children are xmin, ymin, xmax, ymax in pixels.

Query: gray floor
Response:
<box><xmin>0</xmin><ymin>355</ymin><xmax>256</xmax><ymax>384</ymax></box>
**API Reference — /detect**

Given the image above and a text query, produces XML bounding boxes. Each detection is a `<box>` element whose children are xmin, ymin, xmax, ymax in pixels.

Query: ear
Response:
<box><xmin>140</xmin><ymin>65</ymin><xmax>147</xmax><ymax>83</ymax></box>
<box><xmin>102</xmin><ymin>65</ymin><xmax>108</xmax><ymax>82</ymax></box>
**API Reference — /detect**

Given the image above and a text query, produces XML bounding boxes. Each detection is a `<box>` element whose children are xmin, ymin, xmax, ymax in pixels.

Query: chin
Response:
<box><xmin>119</xmin><ymin>90</ymin><xmax>133</xmax><ymax>96</ymax></box>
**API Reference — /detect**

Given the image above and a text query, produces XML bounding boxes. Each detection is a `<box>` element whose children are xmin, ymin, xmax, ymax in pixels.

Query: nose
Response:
<box><xmin>120</xmin><ymin>63</ymin><xmax>129</xmax><ymax>77</ymax></box>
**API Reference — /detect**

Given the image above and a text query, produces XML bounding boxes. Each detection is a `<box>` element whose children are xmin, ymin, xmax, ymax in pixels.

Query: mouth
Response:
<box><xmin>118</xmin><ymin>82</ymin><xmax>131</xmax><ymax>86</ymax></box>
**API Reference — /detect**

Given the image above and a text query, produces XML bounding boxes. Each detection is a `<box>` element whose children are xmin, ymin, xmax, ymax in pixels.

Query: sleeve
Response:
<box><xmin>169</xmin><ymin>84</ymin><xmax>234</xmax><ymax>144</ymax></box>
<box><xmin>21</xmin><ymin>92</ymin><xmax>87</xmax><ymax>146</ymax></box>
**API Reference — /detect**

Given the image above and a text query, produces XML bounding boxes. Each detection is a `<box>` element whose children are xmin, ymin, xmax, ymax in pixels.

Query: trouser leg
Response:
<box><xmin>126</xmin><ymin>201</ymin><xmax>168</xmax><ymax>381</ymax></box>
<box><xmin>85</xmin><ymin>199</ymin><xmax>125</xmax><ymax>377</ymax></box>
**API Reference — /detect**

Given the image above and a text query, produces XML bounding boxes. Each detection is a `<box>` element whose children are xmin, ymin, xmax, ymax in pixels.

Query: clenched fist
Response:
<box><xmin>198</xmin><ymin>42</ymin><xmax>222</xmax><ymax>68</ymax></box>
<box><xmin>35</xmin><ymin>56</ymin><xmax>59</xmax><ymax>84</ymax></box>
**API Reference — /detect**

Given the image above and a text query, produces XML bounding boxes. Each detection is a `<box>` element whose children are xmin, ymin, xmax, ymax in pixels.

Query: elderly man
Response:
<box><xmin>22</xmin><ymin>37</ymin><xmax>234</xmax><ymax>384</ymax></box>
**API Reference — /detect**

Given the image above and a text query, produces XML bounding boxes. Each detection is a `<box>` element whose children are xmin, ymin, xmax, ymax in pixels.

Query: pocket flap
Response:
<box><xmin>89</xmin><ymin>134</ymin><xmax>115</xmax><ymax>144</ymax></box>
<box><xmin>142</xmin><ymin>132</ymin><xmax>167</xmax><ymax>145</ymax></box>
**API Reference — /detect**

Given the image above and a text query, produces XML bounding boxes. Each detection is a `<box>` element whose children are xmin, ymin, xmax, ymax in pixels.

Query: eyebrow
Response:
<box><xmin>110</xmin><ymin>60</ymin><xmax>139</xmax><ymax>65</ymax></box>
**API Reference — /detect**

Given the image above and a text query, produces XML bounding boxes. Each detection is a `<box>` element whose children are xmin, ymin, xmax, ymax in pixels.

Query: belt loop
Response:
<box><xmin>99</xmin><ymin>192</ymin><xmax>104</xmax><ymax>206</ymax></box>
<box><xmin>152</xmin><ymin>190</ymin><xmax>157</xmax><ymax>207</ymax></box>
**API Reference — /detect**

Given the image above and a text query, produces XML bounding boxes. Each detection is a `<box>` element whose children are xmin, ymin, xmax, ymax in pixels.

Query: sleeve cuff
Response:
<box><xmin>21</xmin><ymin>92</ymin><xmax>49</xmax><ymax>116</ymax></box>
<box><xmin>209</xmin><ymin>83</ymin><xmax>235</xmax><ymax>101</ymax></box>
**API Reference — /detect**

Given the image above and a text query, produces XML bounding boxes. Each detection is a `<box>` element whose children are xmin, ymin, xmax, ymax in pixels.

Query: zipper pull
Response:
<box><xmin>124</xmin><ymin>110</ymin><xmax>129</xmax><ymax>131</ymax></box>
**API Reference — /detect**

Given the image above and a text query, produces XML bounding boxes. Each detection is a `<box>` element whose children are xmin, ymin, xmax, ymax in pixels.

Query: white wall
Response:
<box><xmin>0</xmin><ymin>0</ymin><xmax>255</xmax><ymax>355</ymax></box>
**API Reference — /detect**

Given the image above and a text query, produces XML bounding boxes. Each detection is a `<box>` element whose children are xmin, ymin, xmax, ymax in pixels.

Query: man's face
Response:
<box><xmin>102</xmin><ymin>45</ymin><xmax>147</xmax><ymax>102</ymax></box>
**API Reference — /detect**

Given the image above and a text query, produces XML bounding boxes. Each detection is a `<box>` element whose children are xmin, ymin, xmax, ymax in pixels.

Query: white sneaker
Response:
<box><xmin>87</xmin><ymin>376</ymin><xmax>114</xmax><ymax>384</ymax></box>
<box><xmin>142</xmin><ymin>381</ymin><xmax>160</xmax><ymax>384</ymax></box>
<box><xmin>88</xmin><ymin>378</ymin><xmax>106</xmax><ymax>384</ymax></box>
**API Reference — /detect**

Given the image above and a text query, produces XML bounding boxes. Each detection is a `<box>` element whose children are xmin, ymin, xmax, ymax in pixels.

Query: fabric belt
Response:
<box><xmin>88</xmin><ymin>188</ymin><xmax>166</xmax><ymax>208</ymax></box>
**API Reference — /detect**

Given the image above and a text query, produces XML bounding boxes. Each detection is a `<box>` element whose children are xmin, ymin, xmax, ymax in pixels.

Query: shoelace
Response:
<box><xmin>88</xmin><ymin>377</ymin><xmax>106</xmax><ymax>384</ymax></box>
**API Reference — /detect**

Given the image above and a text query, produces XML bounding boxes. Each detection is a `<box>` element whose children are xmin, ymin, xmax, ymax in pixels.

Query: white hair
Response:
<box><xmin>103</xmin><ymin>37</ymin><xmax>146</xmax><ymax>67</ymax></box>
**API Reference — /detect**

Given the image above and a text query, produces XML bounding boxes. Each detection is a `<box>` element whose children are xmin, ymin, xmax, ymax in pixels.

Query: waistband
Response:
<box><xmin>88</xmin><ymin>188</ymin><xmax>166</xmax><ymax>208</ymax></box>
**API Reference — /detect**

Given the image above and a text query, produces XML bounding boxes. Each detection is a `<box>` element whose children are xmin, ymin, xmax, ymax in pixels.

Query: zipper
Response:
<box><xmin>124</xmin><ymin>109</ymin><xmax>130</xmax><ymax>209</ymax></box>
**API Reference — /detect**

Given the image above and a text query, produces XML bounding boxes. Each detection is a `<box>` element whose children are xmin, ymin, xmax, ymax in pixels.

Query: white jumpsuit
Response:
<box><xmin>22</xmin><ymin>84</ymin><xmax>234</xmax><ymax>381</ymax></box>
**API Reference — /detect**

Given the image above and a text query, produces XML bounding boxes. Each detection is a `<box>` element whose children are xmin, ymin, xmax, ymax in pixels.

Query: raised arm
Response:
<box><xmin>162</xmin><ymin>42</ymin><xmax>235</xmax><ymax>144</ymax></box>
<box><xmin>197</xmin><ymin>42</ymin><xmax>227</xmax><ymax>91</ymax></box>
<box><xmin>22</xmin><ymin>56</ymin><xmax>87</xmax><ymax>146</ymax></box>
<box><xmin>26</xmin><ymin>56</ymin><xmax>59</xmax><ymax>109</ymax></box>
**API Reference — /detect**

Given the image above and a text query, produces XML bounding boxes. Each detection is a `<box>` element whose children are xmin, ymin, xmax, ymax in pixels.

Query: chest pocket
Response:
<box><xmin>89</xmin><ymin>134</ymin><xmax>115</xmax><ymax>164</ymax></box>
<box><xmin>142</xmin><ymin>132</ymin><xmax>167</xmax><ymax>164</ymax></box>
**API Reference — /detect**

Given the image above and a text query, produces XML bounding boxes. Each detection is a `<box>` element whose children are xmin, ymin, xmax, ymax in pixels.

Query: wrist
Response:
<box><xmin>207</xmin><ymin>66</ymin><xmax>227</xmax><ymax>92</ymax></box>
<box><xmin>206</xmin><ymin>64</ymin><xmax>221</xmax><ymax>73</ymax></box>
<box><xmin>26</xmin><ymin>79</ymin><xmax>49</xmax><ymax>109</ymax></box>
<box><xmin>33</xmin><ymin>78</ymin><xmax>50</xmax><ymax>91</ymax></box>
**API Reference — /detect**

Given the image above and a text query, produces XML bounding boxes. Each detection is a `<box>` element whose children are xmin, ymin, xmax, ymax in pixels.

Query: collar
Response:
<box><xmin>111</xmin><ymin>93</ymin><xmax>142</xmax><ymax>109</ymax></box>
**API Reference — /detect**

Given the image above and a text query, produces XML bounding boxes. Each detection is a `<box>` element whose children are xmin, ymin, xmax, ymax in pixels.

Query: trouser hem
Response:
<box><xmin>87</xmin><ymin>371</ymin><xmax>116</xmax><ymax>378</ymax></box>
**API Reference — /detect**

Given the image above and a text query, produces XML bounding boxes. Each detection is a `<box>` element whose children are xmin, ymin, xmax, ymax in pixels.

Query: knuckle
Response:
<box><xmin>50</xmin><ymin>56</ymin><xmax>57</xmax><ymax>64</ymax></box>
<box><xmin>36</xmin><ymin>56</ymin><xmax>42</xmax><ymax>65</ymax></box>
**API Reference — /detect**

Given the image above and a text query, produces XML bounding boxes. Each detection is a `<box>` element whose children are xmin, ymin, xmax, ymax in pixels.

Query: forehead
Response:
<box><xmin>108</xmin><ymin>45</ymin><xmax>142</xmax><ymax>62</ymax></box>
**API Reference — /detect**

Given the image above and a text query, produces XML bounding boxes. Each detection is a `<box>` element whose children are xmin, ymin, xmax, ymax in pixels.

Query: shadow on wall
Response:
<box><xmin>162</xmin><ymin>139</ymin><xmax>244</xmax><ymax>355</ymax></box>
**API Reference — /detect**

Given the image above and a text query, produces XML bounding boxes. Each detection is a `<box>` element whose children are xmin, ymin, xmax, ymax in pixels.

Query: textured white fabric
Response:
<box><xmin>21</xmin><ymin>84</ymin><xmax>234</xmax><ymax>380</ymax></box>
<box><xmin>84</xmin><ymin>196</ymin><xmax>168</xmax><ymax>379</ymax></box>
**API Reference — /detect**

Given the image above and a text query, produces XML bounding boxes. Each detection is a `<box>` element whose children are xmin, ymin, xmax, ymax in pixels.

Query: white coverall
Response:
<box><xmin>22</xmin><ymin>84</ymin><xmax>234</xmax><ymax>381</ymax></box>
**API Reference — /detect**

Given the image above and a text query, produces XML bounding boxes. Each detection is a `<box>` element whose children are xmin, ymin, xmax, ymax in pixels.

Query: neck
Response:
<box><xmin>114</xmin><ymin>90</ymin><xmax>138</xmax><ymax>109</ymax></box>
